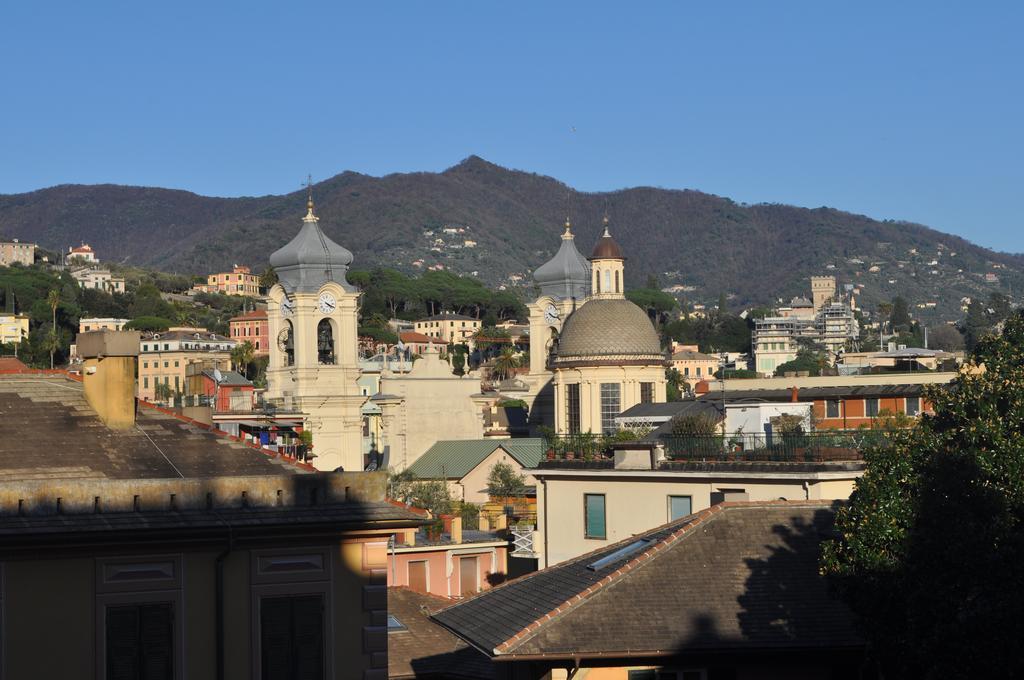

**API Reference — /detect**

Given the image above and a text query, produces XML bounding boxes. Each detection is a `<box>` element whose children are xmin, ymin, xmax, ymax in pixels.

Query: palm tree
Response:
<box><xmin>491</xmin><ymin>347</ymin><xmax>520</xmax><ymax>381</ymax></box>
<box><xmin>46</xmin><ymin>289</ymin><xmax>60</xmax><ymax>369</ymax></box>
<box><xmin>231</xmin><ymin>341</ymin><xmax>256</xmax><ymax>379</ymax></box>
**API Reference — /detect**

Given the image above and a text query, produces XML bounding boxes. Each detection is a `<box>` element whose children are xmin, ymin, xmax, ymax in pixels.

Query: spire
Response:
<box><xmin>304</xmin><ymin>174</ymin><xmax>317</xmax><ymax>222</ymax></box>
<box><xmin>562</xmin><ymin>218</ymin><xmax>574</xmax><ymax>240</ymax></box>
<box><xmin>601</xmin><ymin>215</ymin><xmax>610</xmax><ymax>238</ymax></box>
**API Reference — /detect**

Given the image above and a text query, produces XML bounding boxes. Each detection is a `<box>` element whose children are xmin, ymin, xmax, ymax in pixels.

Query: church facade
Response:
<box><xmin>527</xmin><ymin>219</ymin><xmax>668</xmax><ymax>435</ymax></box>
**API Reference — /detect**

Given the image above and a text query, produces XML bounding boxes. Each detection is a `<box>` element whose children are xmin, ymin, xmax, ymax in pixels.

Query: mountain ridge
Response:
<box><xmin>1</xmin><ymin>156</ymin><xmax>1019</xmax><ymax>321</ymax></box>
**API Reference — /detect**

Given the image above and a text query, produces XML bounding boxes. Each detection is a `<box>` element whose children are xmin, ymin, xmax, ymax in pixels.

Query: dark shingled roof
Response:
<box><xmin>388</xmin><ymin>588</ymin><xmax>494</xmax><ymax>679</ymax></box>
<box><xmin>0</xmin><ymin>374</ymin><xmax>307</xmax><ymax>481</ymax></box>
<box><xmin>433</xmin><ymin>501</ymin><xmax>861</xmax><ymax>659</ymax></box>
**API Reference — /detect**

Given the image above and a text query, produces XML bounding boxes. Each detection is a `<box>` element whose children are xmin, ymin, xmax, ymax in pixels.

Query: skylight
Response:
<box><xmin>586</xmin><ymin>539</ymin><xmax>651</xmax><ymax>571</ymax></box>
<box><xmin>387</xmin><ymin>615</ymin><xmax>406</xmax><ymax>632</ymax></box>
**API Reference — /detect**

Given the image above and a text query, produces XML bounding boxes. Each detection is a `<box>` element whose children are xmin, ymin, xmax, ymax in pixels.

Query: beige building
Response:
<box><xmin>266</xmin><ymin>197</ymin><xmax>366</xmax><ymax>473</ymax></box>
<box><xmin>78</xmin><ymin>317</ymin><xmax>129</xmax><ymax>333</ymax></box>
<box><xmin>413</xmin><ymin>312</ymin><xmax>481</xmax><ymax>346</ymax></box>
<box><xmin>531</xmin><ymin>443</ymin><xmax>862</xmax><ymax>567</ymax></box>
<box><xmin>0</xmin><ymin>313</ymin><xmax>29</xmax><ymax>346</ymax></box>
<box><xmin>138</xmin><ymin>328</ymin><xmax>235</xmax><ymax>403</ymax></box>
<box><xmin>70</xmin><ymin>267</ymin><xmax>126</xmax><ymax>294</ymax></box>
<box><xmin>198</xmin><ymin>264</ymin><xmax>261</xmax><ymax>296</ymax></box>
<box><xmin>0</xmin><ymin>348</ymin><xmax>421</xmax><ymax>680</ymax></box>
<box><xmin>372</xmin><ymin>347</ymin><xmax>491</xmax><ymax>470</ymax></box>
<box><xmin>0</xmin><ymin>239</ymin><xmax>36</xmax><ymax>266</ymax></box>
<box><xmin>406</xmin><ymin>438</ymin><xmax>545</xmax><ymax>503</ymax></box>
<box><xmin>551</xmin><ymin>224</ymin><xmax>667</xmax><ymax>434</ymax></box>
<box><xmin>670</xmin><ymin>343</ymin><xmax>719</xmax><ymax>388</ymax></box>
<box><xmin>67</xmin><ymin>243</ymin><xmax>97</xmax><ymax>263</ymax></box>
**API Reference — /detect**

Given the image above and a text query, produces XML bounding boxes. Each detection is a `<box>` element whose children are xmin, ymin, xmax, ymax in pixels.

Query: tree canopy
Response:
<box><xmin>821</xmin><ymin>311</ymin><xmax>1024</xmax><ymax>678</ymax></box>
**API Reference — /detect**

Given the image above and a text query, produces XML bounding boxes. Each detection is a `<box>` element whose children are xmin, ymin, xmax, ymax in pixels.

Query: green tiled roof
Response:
<box><xmin>407</xmin><ymin>438</ymin><xmax>545</xmax><ymax>480</ymax></box>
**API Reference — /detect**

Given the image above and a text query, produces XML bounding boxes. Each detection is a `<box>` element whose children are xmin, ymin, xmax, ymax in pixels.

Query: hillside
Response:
<box><xmin>1</xmin><ymin>156</ymin><xmax>1021</xmax><ymax>321</ymax></box>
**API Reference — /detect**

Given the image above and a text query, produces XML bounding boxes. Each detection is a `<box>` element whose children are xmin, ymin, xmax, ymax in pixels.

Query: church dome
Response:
<box><xmin>533</xmin><ymin>222</ymin><xmax>590</xmax><ymax>300</ymax></box>
<box><xmin>590</xmin><ymin>228</ymin><xmax>624</xmax><ymax>260</ymax></box>
<box><xmin>553</xmin><ymin>298</ymin><xmax>665</xmax><ymax>365</ymax></box>
<box><xmin>269</xmin><ymin>200</ymin><xmax>355</xmax><ymax>293</ymax></box>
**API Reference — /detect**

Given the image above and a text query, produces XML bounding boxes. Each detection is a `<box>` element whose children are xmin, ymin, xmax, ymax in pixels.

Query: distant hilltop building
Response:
<box><xmin>0</xmin><ymin>239</ymin><xmax>36</xmax><ymax>267</ymax></box>
<box><xmin>69</xmin><ymin>267</ymin><xmax>125</xmax><ymax>294</ymax></box>
<box><xmin>67</xmin><ymin>243</ymin><xmax>97</xmax><ymax>263</ymax></box>
<box><xmin>193</xmin><ymin>264</ymin><xmax>261</xmax><ymax>296</ymax></box>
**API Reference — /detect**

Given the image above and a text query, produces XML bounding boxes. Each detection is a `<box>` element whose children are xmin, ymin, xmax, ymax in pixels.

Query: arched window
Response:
<box><xmin>604</xmin><ymin>270</ymin><xmax>611</xmax><ymax>292</ymax></box>
<box><xmin>614</xmin><ymin>270</ymin><xmax>620</xmax><ymax>293</ymax></box>
<box><xmin>317</xmin><ymin>319</ymin><xmax>336</xmax><ymax>365</ymax></box>
<box><xmin>279</xmin><ymin>321</ymin><xmax>294</xmax><ymax>367</ymax></box>
<box><xmin>594</xmin><ymin>269</ymin><xmax>601</xmax><ymax>293</ymax></box>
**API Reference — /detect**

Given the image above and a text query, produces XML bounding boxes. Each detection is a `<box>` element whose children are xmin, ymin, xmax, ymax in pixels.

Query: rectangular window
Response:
<box><xmin>105</xmin><ymin>602</ymin><xmax>174</xmax><ymax>680</ymax></box>
<box><xmin>683</xmin><ymin>367</ymin><xmax>690</xmax><ymax>376</ymax></box>
<box><xmin>260</xmin><ymin>595</ymin><xmax>324</xmax><ymax>680</ymax></box>
<box><xmin>640</xmin><ymin>382</ymin><xmax>654</xmax><ymax>404</ymax></box>
<box><xmin>695</xmin><ymin>367</ymin><xmax>702</xmax><ymax>377</ymax></box>
<box><xmin>906</xmin><ymin>396</ymin><xmax>921</xmax><ymax>416</ymax></box>
<box><xmin>599</xmin><ymin>383</ymin><xmax>621</xmax><ymax>435</ymax></box>
<box><xmin>826</xmin><ymin>399</ymin><xmax>840</xmax><ymax>418</ymax></box>
<box><xmin>566</xmin><ymin>383</ymin><xmax>581</xmax><ymax>434</ymax></box>
<box><xmin>866</xmin><ymin>398</ymin><xmax>880</xmax><ymax>417</ymax></box>
<box><xmin>459</xmin><ymin>556</ymin><xmax>479</xmax><ymax>597</ymax></box>
<box><xmin>143</xmin><ymin>377</ymin><xmax>148</xmax><ymax>389</ymax></box>
<box><xmin>584</xmin><ymin>494</ymin><xmax>606</xmax><ymax>539</ymax></box>
<box><xmin>668</xmin><ymin>495</ymin><xmax>693</xmax><ymax>522</ymax></box>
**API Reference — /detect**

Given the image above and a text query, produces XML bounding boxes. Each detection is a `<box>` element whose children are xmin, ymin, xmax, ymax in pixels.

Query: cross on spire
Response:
<box><xmin>303</xmin><ymin>174</ymin><xmax>316</xmax><ymax>218</ymax></box>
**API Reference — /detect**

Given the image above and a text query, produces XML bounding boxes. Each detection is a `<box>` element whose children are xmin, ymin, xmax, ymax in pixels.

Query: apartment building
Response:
<box><xmin>670</xmin><ymin>343</ymin><xmax>719</xmax><ymax>388</ymax></box>
<box><xmin>228</xmin><ymin>308</ymin><xmax>269</xmax><ymax>355</ymax></box>
<box><xmin>413</xmin><ymin>312</ymin><xmax>481</xmax><ymax>346</ymax></box>
<box><xmin>198</xmin><ymin>264</ymin><xmax>261</xmax><ymax>296</ymax></box>
<box><xmin>137</xmin><ymin>328</ymin><xmax>235</xmax><ymax>402</ymax></box>
<box><xmin>78</xmin><ymin>317</ymin><xmax>129</xmax><ymax>333</ymax></box>
<box><xmin>0</xmin><ymin>239</ymin><xmax>36</xmax><ymax>267</ymax></box>
<box><xmin>0</xmin><ymin>314</ymin><xmax>29</xmax><ymax>346</ymax></box>
<box><xmin>70</xmin><ymin>267</ymin><xmax>125</xmax><ymax>294</ymax></box>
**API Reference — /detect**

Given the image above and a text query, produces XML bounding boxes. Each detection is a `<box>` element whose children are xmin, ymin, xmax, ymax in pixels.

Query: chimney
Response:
<box><xmin>790</xmin><ymin>386</ymin><xmax>799</xmax><ymax>402</ymax></box>
<box><xmin>78</xmin><ymin>330</ymin><xmax>141</xmax><ymax>430</ymax></box>
<box><xmin>401</xmin><ymin>528</ymin><xmax>416</xmax><ymax>547</ymax></box>
<box><xmin>450</xmin><ymin>516</ymin><xmax>463</xmax><ymax>544</ymax></box>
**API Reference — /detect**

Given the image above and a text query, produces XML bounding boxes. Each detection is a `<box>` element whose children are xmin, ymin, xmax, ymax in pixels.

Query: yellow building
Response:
<box><xmin>138</xmin><ymin>328</ymin><xmax>235</xmax><ymax>403</ymax></box>
<box><xmin>670</xmin><ymin>343</ymin><xmax>719</xmax><ymax>388</ymax></box>
<box><xmin>79</xmin><ymin>317</ymin><xmax>129</xmax><ymax>333</ymax></box>
<box><xmin>413</xmin><ymin>312</ymin><xmax>481</xmax><ymax>346</ymax></box>
<box><xmin>0</xmin><ymin>313</ymin><xmax>29</xmax><ymax>346</ymax></box>
<box><xmin>0</xmin><ymin>351</ymin><xmax>421</xmax><ymax>680</ymax></box>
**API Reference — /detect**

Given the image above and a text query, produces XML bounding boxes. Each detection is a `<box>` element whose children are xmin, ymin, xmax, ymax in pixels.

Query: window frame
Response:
<box><xmin>95</xmin><ymin>555</ymin><xmax>184</xmax><ymax>680</ymax></box>
<box><xmin>599</xmin><ymin>382</ymin><xmax>621</xmax><ymax>435</ymax></box>
<box><xmin>905</xmin><ymin>396</ymin><xmax>921</xmax><ymax>416</ymax></box>
<box><xmin>866</xmin><ymin>397</ymin><xmax>880</xmax><ymax>417</ymax></box>
<box><xmin>667</xmin><ymin>495</ymin><xmax>693</xmax><ymax>522</ymax></box>
<box><xmin>826</xmin><ymin>399</ymin><xmax>841</xmax><ymax>419</ymax></box>
<box><xmin>584</xmin><ymin>493</ymin><xmax>607</xmax><ymax>540</ymax></box>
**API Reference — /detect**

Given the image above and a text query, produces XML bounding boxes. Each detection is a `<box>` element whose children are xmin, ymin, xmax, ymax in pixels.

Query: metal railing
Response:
<box><xmin>660</xmin><ymin>430</ymin><xmax>889</xmax><ymax>462</ymax></box>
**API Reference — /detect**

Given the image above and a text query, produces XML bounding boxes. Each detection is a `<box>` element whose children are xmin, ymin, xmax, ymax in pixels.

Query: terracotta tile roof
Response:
<box><xmin>0</xmin><ymin>373</ymin><xmax>310</xmax><ymax>480</ymax></box>
<box><xmin>388</xmin><ymin>588</ymin><xmax>494</xmax><ymax>679</ymax></box>
<box><xmin>433</xmin><ymin>501</ymin><xmax>861</xmax><ymax>659</ymax></box>
<box><xmin>0</xmin><ymin>357</ymin><xmax>30</xmax><ymax>374</ymax></box>
<box><xmin>400</xmin><ymin>331</ymin><xmax>447</xmax><ymax>345</ymax></box>
<box><xmin>229</xmin><ymin>309</ymin><xmax>268</xmax><ymax>322</ymax></box>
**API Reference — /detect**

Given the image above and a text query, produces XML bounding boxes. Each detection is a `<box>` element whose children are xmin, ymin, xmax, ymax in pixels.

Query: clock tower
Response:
<box><xmin>265</xmin><ymin>195</ymin><xmax>364</xmax><ymax>471</ymax></box>
<box><xmin>525</xmin><ymin>220</ymin><xmax>591</xmax><ymax>423</ymax></box>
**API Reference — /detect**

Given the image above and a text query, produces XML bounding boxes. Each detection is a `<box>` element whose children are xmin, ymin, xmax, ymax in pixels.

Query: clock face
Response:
<box><xmin>317</xmin><ymin>292</ymin><xmax>337</xmax><ymax>314</ymax></box>
<box><xmin>281</xmin><ymin>296</ymin><xmax>295</xmax><ymax>317</ymax></box>
<box><xmin>543</xmin><ymin>303</ymin><xmax>560</xmax><ymax>325</ymax></box>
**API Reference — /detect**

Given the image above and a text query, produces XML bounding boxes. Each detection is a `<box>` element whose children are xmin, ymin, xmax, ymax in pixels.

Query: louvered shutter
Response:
<box><xmin>261</xmin><ymin>597</ymin><xmax>293</xmax><ymax>679</ymax></box>
<box><xmin>291</xmin><ymin>596</ymin><xmax>324</xmax><ymax>680</ymax></box>
<box><xmin>139</xmin><ymin>604</ymin><xmax>173</xmax><ymax>680</ymax></box>
<box><xmin>106</xmin><ymin>606</ymin><xmax>141</xmax><ymax>680</ymax></box>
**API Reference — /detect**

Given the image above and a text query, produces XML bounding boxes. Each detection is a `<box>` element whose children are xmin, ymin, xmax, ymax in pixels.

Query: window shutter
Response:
<box><xmin>106</xmin><ymin>606</ymin><xmax>140</xmax><ymax>680</ymax></box>
<box><xmin>261</xmin><ymin>598</ymin><xmax>293</xmax><ymax>679</ymax></box>
<box><xmin>139</xmin><ymin>604</ymin><xmax>173</xmax><ymax>680</ymax></box>
<box><xmin>291</xmin><ymin>596</ymin><xmax>324</xmax><ymax>680</ymax></box>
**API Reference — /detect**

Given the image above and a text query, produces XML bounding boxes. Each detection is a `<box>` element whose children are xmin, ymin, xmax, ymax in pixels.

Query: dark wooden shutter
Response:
<box><xmin>408</xmin><ymin>562</ymin><xmax>427</xmax><ymax>594</ymax></box>
<box><xmin>106</xmin><ymin>606</ymin><xmax>140</xmax><ymax>680</ymax></box>
<box><xmin>261</xmin><ymin>595</ymin><xmax>324</xmax><ymax>680</ymax></box>
<box><xmin>106</xmin><ymin>603</ymin><xmax>173</xmax><ymax>680</ymax></box>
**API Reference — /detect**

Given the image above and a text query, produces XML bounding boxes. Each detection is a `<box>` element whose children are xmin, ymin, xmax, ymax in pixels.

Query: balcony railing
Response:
<box><xmin>660</xmin><ymin>430</ymin><xmax>889</xmax><ymax>463</ymax></box>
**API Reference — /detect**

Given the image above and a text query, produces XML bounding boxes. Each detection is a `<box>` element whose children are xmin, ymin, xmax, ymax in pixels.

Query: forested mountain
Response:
<box><xmin>1</xmin><ymin>156</ymin><xmax>1020</xmax><ymax>321</ymax></box>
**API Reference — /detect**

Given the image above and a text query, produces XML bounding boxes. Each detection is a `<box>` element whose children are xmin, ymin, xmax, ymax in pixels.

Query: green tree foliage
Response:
<box><xmin>821</xmin><ymin>312</ymin><xmax>1024</xmax><ymax>678</ymax></box>
<box><xmin>927</xmin><ymin>323</ymin><xmax>965</xmax><ymax>351</ymax></box>
<box><xmin>124</xmin><ymin>316</ymin><xmax>173</xmax><ymax>332</ymax></box>
<box><xmin>889</xmin><ymin>296</ymin><xmax>912</xmax><ymax>332</ymax></box>
<box><xmin>626</xmin><ymin>288</ymin><xmax>678</xmax><ymax>329</ymax></box>
<box><xmin>665</xmin><ymin>367</ymin><xmax>685</xmax><ymax>402</ymax></box>
<box><xmin>774</xmin><ymin>346</ymin><xmax>826</xmax><ymax>376</ymax></box>
<box><xmin>230</xmin><ymin>341</ymin><xmax>256</xmax><ymax>379</ymax></box>
<box><xmin>663</xmin><ymin>314</ymin><xmax>752</xmax><ymax>354</ymax></box>
<box><xmin>490</xmin><ymin>346</ymin><xmax>521</xmax><ymax>381</ymax></box>
<box><xmin>485</xmin><ymin>461</ymin><xmax>527</xmax><ymax>499</ymax></box>
<box><xmin>669</xmin><ymin>412</ymin><xmax>721</xmax><ymax>436</ymax></box>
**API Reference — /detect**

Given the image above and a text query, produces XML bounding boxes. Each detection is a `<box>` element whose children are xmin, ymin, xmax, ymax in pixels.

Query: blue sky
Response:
<box><xmin>2</xmin><ymin>2</ymin><xmax>1022</xmax><ymax>252</ymax></box>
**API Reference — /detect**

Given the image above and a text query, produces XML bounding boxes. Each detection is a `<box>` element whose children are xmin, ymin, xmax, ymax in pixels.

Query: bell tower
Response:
<box><xmin>265</xmin><ymin>193</ymin><xmax>364</xmax><ymax>471</ymax></box>
<box><xmin>589</xmin><ymin>217</ymin><xmax>626</xmax><ymax>299</ymax></box>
